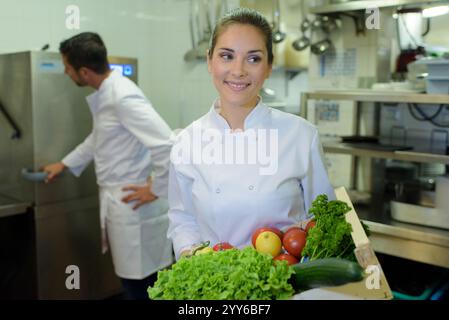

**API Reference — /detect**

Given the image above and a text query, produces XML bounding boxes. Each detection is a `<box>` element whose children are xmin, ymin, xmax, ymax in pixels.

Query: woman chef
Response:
<box><xmin>43</xmin><ymin>32</ymin><xmax>174</xmax><ymax>299</ymax></box>
<box><xmin>167</xmin><ymin>8</ymin><xmax>335</xmax><ymax>259</ymax></box>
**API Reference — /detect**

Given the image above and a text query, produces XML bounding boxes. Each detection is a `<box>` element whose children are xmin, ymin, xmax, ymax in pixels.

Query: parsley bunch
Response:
<box><xmin>302</xmin><ymin>195</ymin><xmax>357</xmax><ymax>261</ymax></box>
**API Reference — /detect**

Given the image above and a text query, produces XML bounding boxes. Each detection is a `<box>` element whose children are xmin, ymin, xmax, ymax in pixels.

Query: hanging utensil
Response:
<box><xmin>272</xmin><ymin>0</ymin><xmax>286</xmax><ymax>44</ymax></box>
<box><xmin>184</xmin><ymin>0</ymin><xmax>198</xmax><ymax>61</ymax></box>
<box><xmin>194</xmin><ymin>0</ymin><xmax>212</xmax><ymax>59</ymax></box>
<box><xmin>292</xmin><ymin>1</ymin><xmax>312</xmax><ymax>51</ymax></box>
<box><xmin>311</xmin><ymin>38</ymin><xmax>334</xmax><ymax>55</ymax></box>
<box><xmin>184</xmin><ymin>0</ymin><xmax>210</xmax><ymax>61</ymax></box>
<box><xmin>311</xmin><ymin>16</ymin><xmax>323</xmax><ymax>30</ymax></box>
<box><xmin>301</xmin><ymin>18</ymin><xmax>311</xmax><ymax>32</ymax></box>
<box><xmin>311</xmin><ymin>20</ymin><xmax>334</xmax><ymax>55</ymax></box>
<box><xmin>310</xmin><ymin>15</ymin><xmax>336</xmax><ymax>55</ymax></box>
<box><xmin>321</xmin><ymin>16</ymin><xmax>338</xmax><ymax>33</ymax></box>
<box><xmin>293</xmin><ymin>17</ymin><xmax>312</xmax><ymax>51</ymax></box>
<box><xmin>203</xmin><ymin>0</ymin><xmax>213</xmax><ymax>40</ymax></box>
<box><xmin>292</xmin><ymin>35</ymin><xmax>311</xmax><ymax>51</ymax></box>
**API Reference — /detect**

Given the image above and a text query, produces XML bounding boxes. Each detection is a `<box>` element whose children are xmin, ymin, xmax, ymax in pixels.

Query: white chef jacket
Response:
<box><xmin>167</xmin><ymin>99</ymin><xmax>335</xmax><ymax>259</ymax></box>
<box><xmin>62</xmin><ymin>70</ymin><xmax>174</xmax><ymax>279</ymax></box>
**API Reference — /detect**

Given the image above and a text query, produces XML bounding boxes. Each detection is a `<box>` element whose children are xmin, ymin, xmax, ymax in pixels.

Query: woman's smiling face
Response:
<box><xmin>207</xmin><ymin>23</ymin><xmax>272</xmax><ymax>110</ymax></box>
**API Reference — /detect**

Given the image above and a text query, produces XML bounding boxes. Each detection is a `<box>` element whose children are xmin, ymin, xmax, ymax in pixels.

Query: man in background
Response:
<box><xmin>43</xmin><ymin>32</ymin><xmax>173</xmax><ymax>300</ymax></box>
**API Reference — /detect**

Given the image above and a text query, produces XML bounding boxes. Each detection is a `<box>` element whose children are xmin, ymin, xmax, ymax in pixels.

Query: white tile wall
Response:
<box><xmin>0</xmin><ymin>0</ymin><xmax>219</xmax><ymax>130</ymax></box>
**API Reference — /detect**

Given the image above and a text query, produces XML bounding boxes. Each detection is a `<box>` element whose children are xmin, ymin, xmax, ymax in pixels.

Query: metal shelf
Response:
<box><xmin>322</xmin><ymin>142</ymin><xmax>449</xmax><ymax>165</ymax></box>
<box><xmin>304</xmin><ymin>90</ymin><xmax>449</xmax><ymax>105</ymax></box>
<box><xmin>355</xmin><ymin>203</ymin><xmax>449</xmax><ymax>268</ymax></box>
<box><xmin>300</xmin><ymin>91</ymin><xmax>449</xmax><ymax>268</ymax></box>
<box><xmin>309</xmin><ymin>0</ymin><xmax>449</xmax><ymax>14</ymax></box>
<box><xmin>302</xmin><ymin>90</ymin><xmax>449</xmax><ymax>165</ymax></box>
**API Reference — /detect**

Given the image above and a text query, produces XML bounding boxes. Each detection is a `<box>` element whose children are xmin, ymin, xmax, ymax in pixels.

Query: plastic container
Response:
<box><xmin>426</xmin><ymin>77</ymin><xmax>449</xmax><ymax>94</ymax></box>
<box><xmin>422</xmin><ymin>59</ymin><xmax>449</xmax><ymax>78</ymax></box>
<box><xmin>414</xmin><ymin>58</ymin><xmax>449</xmax><ymax>94</ymax></box>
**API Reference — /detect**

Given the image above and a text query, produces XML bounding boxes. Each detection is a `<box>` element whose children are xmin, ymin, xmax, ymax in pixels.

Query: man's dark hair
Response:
<box><xmin>59</xmin><ymin>32</ymin><xmax>110</xmax><ymax>74</ymax></box>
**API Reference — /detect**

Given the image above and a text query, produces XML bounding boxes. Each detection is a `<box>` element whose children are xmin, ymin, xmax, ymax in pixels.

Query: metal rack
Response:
<box><xmin>300</xmin><ymin>89</ymin><xmax>449</xmax><ymax>268</ymax></box>
<box><xmin>309</xmin><ymin>0</ymin><xmax>449</xmax><ymax>14</ymax></box>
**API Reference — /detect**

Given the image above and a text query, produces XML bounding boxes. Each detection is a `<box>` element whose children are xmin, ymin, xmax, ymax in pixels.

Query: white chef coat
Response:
<box><xmin>167</xmin><ymin>99</ymin><xmax>335</xmax><ymax>259</ymax></box>
<box><xmin>62</xmin><ymin>69</ymin><xmax>174</xmax><ymax>279</ymax></box>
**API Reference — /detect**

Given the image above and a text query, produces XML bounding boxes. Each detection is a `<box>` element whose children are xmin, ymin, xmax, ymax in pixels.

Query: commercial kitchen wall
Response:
<box><xmin>0</xmin><ymin>0</ymin><xmax>212</xmax><ymax>130</ymax></box>
<box><xmin>0</xmin><ymin>0</ymin><xmax>309</xmax><ymax>131</ymax></box>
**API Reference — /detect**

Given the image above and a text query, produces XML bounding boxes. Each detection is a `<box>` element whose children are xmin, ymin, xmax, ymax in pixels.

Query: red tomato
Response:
<box><xmin>212</xmin><ymin>242</ymin><xmax>234</xmax><ymax>251</ymax></box>
<box><xmin>282</xmin><ymin>227</ymin><xmax>307</xmax><ymax>258</ymax></box>
<box><xmin>273</xmin><ymin>253</ymin><xmax>299</xmax><ymax>265</ymax></box>
<box><xmin>251</xmin><ymin>227</ymin><xmax>283</xmax><ymax>247</ymax></box>
<box><xmin>305</xmin><ymin>220</ymin><xmax>316</xmax><ymax>235</ymax></box>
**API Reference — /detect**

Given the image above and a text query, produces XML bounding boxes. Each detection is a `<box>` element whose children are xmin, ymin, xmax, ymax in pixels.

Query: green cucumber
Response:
<box><xmin>289</xmin><ymin>258</ymin><xmax>365</xmax><ymax>291</ymax></box>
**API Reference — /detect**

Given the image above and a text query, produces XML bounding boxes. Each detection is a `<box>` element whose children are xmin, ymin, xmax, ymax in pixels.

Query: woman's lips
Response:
<box><xmin>224</xmin><ymin>81</ymin><xmax>250</xmax><ymax>92</ymax></box>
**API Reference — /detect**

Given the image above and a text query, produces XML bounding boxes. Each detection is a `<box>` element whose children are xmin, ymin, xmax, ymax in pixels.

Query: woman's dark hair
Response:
<box><xmin>59</xmin><ymin>32</ymin><xmax>110</xmax><ymax>74</ymax></box>
<box><xmin>208</xmin><ymin>7</ymin><xmax>274</xmax><ymax>65</ymax></box>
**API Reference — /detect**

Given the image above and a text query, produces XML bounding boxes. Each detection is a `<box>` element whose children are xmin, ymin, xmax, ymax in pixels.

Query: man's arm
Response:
<box><xmin>115</xmin><ymin>94</ymin><xmax>174</xmax><ymax>199</ymax></box>
<box><xmin>42</xmin><ymin>162</ymin><xmax>66</xmax><ymax>183</ymax></box>
<box><xmin>43</xmin><ymin>133</ymin><xmax>95</xmax><ymax>182</ymax></box>
<box><xmin>121</xmin><ymin>178</ymin><xmax>158</xmax><ymax>210</ymax></box>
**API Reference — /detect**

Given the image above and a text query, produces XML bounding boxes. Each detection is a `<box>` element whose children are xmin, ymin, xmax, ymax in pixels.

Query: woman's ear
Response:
<box><xmin>206</xmin><ymin>49</ymin><xmax>212</xmax><ymax>73</ymax></box>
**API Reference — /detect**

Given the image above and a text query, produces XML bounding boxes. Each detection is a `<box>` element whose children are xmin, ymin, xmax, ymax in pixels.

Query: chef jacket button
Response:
<box><xmin>248</xmin><ymin>185</ymin><xmax>254</xmax><ymax>191</ymax></box>
<box><xmin>216</xmin><ymin>188</ymin><xmax>221</xmax><ymax>194</ymax></box>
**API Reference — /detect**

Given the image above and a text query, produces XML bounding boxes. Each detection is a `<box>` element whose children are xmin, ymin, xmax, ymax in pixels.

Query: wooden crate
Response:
<box><xmin>293</xmin><ymin>187</ymin><xmax>393</xmax><ymax>300</ymax></box>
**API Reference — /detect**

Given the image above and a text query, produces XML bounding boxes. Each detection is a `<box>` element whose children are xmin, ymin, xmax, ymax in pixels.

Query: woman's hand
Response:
<box><xmin>180</xmin><ymin>250</ymin><xmax>193</xmax><ymax>258</ymax></box>
<box><xmin>42</xmin><ymin>162</ymin><xmax>66</xmax><ymax>183</ymax></box>
<box><xmin>121</xmin><ymin>183</ymin><xmax>158</xmax><ymax>210</ymax></box>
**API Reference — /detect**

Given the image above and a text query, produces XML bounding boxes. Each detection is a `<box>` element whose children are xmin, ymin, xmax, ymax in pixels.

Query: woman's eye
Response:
<box><xmin>220</xmin><ymin>53</ymin><xmax>233</xmax><ymax>61</ymax></box>
<box><xmin>248</xmin><ymin>56</ymin><xmax>262</xmax><ymax>63</ymax></box>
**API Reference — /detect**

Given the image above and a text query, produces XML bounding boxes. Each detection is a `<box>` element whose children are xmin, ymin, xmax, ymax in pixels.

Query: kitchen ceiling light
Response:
<box><xmin>422</xmin><ymin>5</ymin><xmax>449</xmax><ymax>18</ymax></box>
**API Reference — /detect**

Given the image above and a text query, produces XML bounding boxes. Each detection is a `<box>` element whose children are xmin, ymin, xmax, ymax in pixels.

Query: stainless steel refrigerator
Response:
<box><xmin>0</xmin><ymin>51</ymin><xmax>138</xmax><ymax>299</ymax></box>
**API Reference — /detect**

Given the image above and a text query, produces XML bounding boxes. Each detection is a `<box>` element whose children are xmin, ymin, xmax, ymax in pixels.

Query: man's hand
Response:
<box><xmin>122</xmin><ymin>183</ymin><xmax>158</xmax><ymax>210</ymax></box>
<box><xmin>42</xmin><ymin>162</ymin><xmax>66</xmax><ymax>183</ymax></box>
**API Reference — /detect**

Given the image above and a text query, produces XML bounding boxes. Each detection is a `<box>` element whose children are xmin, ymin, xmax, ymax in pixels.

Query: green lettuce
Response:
<box><xmin>148</xmin><ymin>247</ymin><xmax>295</xmax><ymax>300</ymax></box>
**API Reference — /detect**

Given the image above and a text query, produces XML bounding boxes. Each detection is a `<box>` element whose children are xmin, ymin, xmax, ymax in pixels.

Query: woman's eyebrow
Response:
<box><xmin>248</xmin><ymin>50</ymin><xmax>264</xmax><ymax>54</ymax></box>
<box><xmin>217</xmin><ymin>48</ymin><xmax>264</xmax><ymax>54</ymax></box>
<box><xmin>218</xmin><ymin>47</ymin><xmax>234</xmax><ymax>52</ymax></box>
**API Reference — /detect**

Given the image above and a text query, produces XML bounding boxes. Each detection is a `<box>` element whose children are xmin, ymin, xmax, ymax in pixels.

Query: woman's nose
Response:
<box><xmin>230</xmin><ymin>59</ymin><xmax>247</xmax><ymax>78</ymax></box>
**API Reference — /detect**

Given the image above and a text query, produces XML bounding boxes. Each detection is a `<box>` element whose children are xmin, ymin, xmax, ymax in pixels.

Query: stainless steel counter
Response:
<box><xmin>356</xmin><ymin>204</ymin><xmax>449</xmax><ymax>269</ymax></box>
<box><xmin>0</xmin><ymin>195</ymin><xmax>30</xmax><ymax>218</ymax></box>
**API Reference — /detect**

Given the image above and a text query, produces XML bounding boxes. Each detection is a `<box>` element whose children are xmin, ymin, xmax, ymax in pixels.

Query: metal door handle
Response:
<box><xmin>21</xmin><ymin>168</ymin><xmax>48</xmax><ymax>183</ymax></box>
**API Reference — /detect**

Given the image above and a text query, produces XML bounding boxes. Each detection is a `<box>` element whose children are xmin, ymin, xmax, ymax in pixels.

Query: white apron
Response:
<box><xmin>99</xmin><ymin>184</ymin><xmax>174</xmax><ymax>279</ymax></box>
